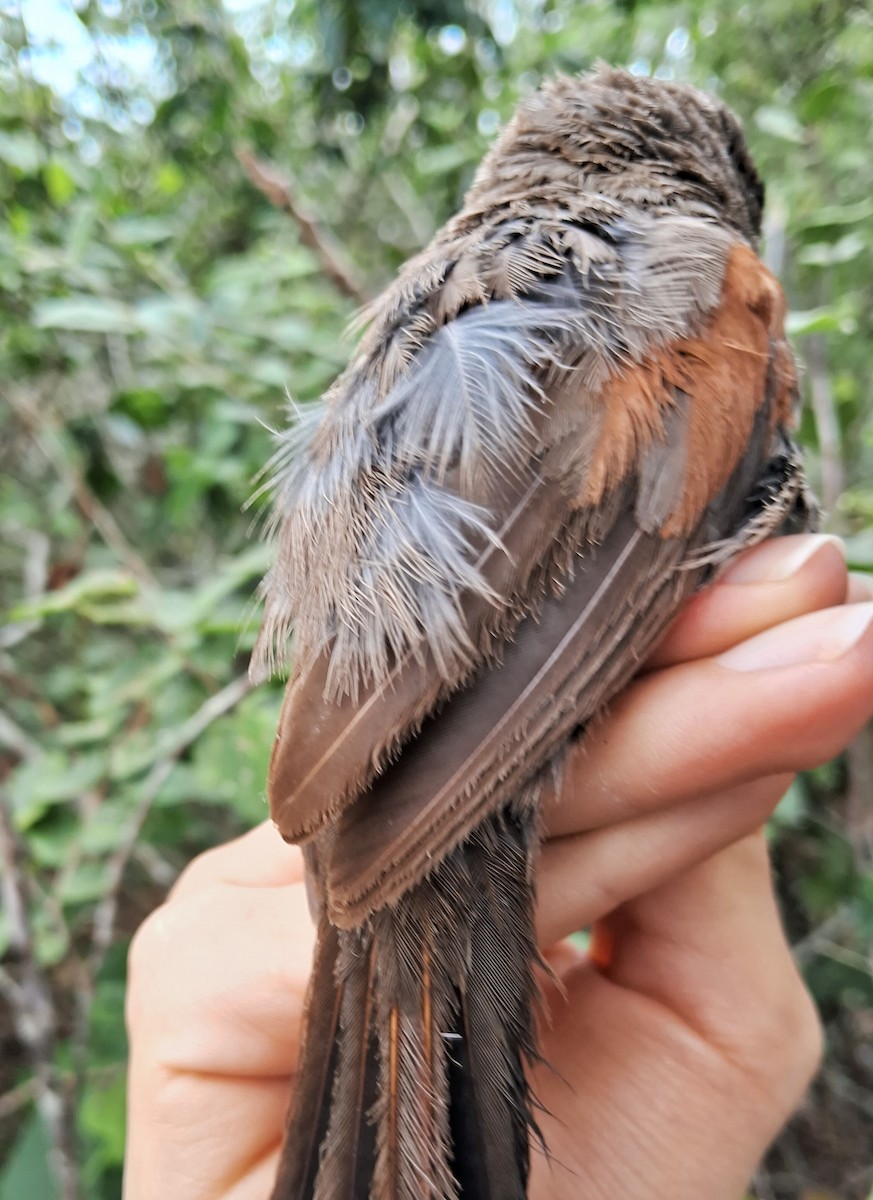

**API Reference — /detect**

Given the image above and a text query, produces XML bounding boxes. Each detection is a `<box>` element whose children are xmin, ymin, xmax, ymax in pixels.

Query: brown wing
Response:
<box><xmin>264</xmin><ymin>237</ymin><xmax>797</xmax><ymax>921</ymax></box>
<box><xmin>266</xmin><ymin>465</ymin><xmax>573</xmax><ymax>840</ymax></box>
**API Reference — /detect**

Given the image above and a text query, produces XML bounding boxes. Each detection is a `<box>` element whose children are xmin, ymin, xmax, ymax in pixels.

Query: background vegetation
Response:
<box><xmin>1</xmin><ymin>1</ymin><xmax>871</xmax><ymax>1197</ymax></box>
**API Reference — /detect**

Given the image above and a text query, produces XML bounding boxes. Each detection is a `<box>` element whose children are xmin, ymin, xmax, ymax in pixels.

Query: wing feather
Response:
<box><xmin>259</xmin><ymin>220</ymin><xmax>795</xmax><ymax>910</ymax></box>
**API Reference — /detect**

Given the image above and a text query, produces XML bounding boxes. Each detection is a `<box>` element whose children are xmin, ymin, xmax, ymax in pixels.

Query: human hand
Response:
<box><xmin>124</xmin><ymin>534</ymin><xmax>873</xmax><ymax>1200</ymax></box>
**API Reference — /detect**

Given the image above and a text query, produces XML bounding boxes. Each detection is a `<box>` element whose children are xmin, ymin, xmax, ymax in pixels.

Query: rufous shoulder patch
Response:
<box><xmin>576</xmin><ymin>243</ymin><xmax>795</xmax><ymax>534</ymax></box>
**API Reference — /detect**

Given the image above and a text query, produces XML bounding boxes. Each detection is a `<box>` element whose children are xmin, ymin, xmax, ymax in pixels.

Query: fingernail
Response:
<box><xmin>720</xmin><ymin>535</ymin><xmax>845</xmax><ymax>585</ymax></box>
<box><xmin>718</xmin><ymin>602</ymin><xmax>873</xmax><ymax>671</ymax></box>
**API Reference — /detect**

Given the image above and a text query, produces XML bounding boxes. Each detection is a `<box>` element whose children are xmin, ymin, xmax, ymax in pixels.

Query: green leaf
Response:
<box><xmin>88</xmin><ymin>649</ymin><xmax>187</xmax><ymax>717</ymax></box>
<box><xmin>786</xmin><ymin>306</ymin><xmax>856</xmax><ymax>337</ymax></box>
<box><xmin>87</xmin><ymin>980</ymin><xmax>129</xmax><ymax>1064</ymax></box>
<box><xmin>801</xmin><ymin>198</ymin><xmax>873</xmax><ymax>230</ymax></box>
<box><xmin>843</xmin><ymin>530</ymin><xmax>873</xmax><ymax>571</ymax></box>
<box><xmin>416</xmin><ymin>142</ymin><xmax>477</xmax><ymax>175</ymax></box>
<box><xmin>131</xmin><ymin>294</ymin><xmax>199</xmax><ymax>337</ymax></box>
<box><xmin>111</xmin><ymin>217</ymin><xmax>176</xmax><ymax>245</ymax></box>
<box><xmin>43</xmin><ymin>161</ymin><xmax>76</xmax><ymax>206</ymax></box>
<box><xmin>12</xmin><ymin>570</ymin><xmax>138</xmax><ymax>620</ymax></box>
<box><xmin>798</xmin><ymin>77</ymin><xmax>844</xmax><ymax>122</ymax></box>
<box><xmin>0</xmin><ymin>1114</ymin><xmax>59</xmax><ymax>1200</ymax></box>
<box><xmin>0</xmin><ymin>131</ymin><xmax>43</xmax><ymax>174</ymax></box>
<box><xmin>754</xmin><ymin>105</ymin><xmax>805</xmax><ymax>143</ymax></box>
<box><xmin>8</xmin><ymin>751</ymin><xmax>107</xmax><ymax>828</ymax></box>
<box><xmin>138</xmin><ymin>546</ymin><xmax>270</xmax><ymax>634</ymax></box>
<box><xmin>59</xmin><ymin>860</ymin><xmax>111</xmax><ymax>906</ymax></box>
<box><xmin>157</xmin><ymin>690</ymin><xmax>278</xmax><ymax>819</ymax></box>
<box><xmin>80</xmin><ymin>1069</ymin><xmax>128</xmax><ymax>1173</ymax></box>
<box><xmin>27</xmin><ymin>816</ymin><xmax>80</xmax><ymax>869</ymax></box>
<box><xmin>112</xmin><ymin>387</ymin><xmax>170</xmax><ymax>429</ymax></box>
<box><xmin>34</xmin><ymin>923</ymin><xmax>70</xmax><ymax>968</ymax></box>
<box><xmin>155</xmin><ymin>160</ymin><xmax>185</xmax><ymax>195</ymax></box>
<box><xmin>33</xmin><ymin>296</ymin><xmax>137</xmax><ymax>334</ymax></box>
<box><xmin>769</xmin><ymin>779</ymin><xmax>808</xmax><ymax>830</ymax></box>
<box><xmin>56</xmin><ymin>719</ymin><xmax>117</xmax><ymax>748</ymax></box>
<box><xmin>65</xmin><ymin>200</ymin><xmax>99</xmax><ymax>260</ymax></box>
<box><xmin>798</xmin><ymin>233</ymin><xmax>866</xmax><ymax>267</ymax></box>
<box><xmin>250</xmin><ymin>355</ymin><xmax>294</xmax><ymax>388</ymax></box>
<box><xmin>78</xmin><ymin>799</ymin><xmax>136</xmax><ymax>855</ymax></box>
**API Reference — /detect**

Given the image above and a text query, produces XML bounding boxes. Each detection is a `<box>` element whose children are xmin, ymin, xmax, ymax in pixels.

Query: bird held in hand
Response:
<box><xmin>253</xmin><ymin>65</ymin><xmax>814</xmax><ymax>1200</ymax></box>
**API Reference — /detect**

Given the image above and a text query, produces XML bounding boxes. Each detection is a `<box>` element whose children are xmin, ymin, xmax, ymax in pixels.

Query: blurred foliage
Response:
<box><xmin>0</xmin><ymin>1</ymin><xmax>871</xmax><ymax>1197</ymax></box>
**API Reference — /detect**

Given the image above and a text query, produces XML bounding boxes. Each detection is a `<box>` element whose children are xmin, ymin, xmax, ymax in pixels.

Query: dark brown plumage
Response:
<box><xmin>254</xmin><ymin>66</ymin><xmax>814</xmax><ymax>1200</ymax></box>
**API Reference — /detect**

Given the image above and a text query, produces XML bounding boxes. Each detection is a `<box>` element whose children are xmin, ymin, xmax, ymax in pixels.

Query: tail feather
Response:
<box><xmin>448</xmin><ymin>988</ymin><xmax>529</xmax><ymax>1200</ymax></box>
<box><xmin>270</xmin><ymin>921</ymin><xmax>343</xmax><ymax>1200</ymax></box>
<box><xmin>370</xmin><ymin>893</ymin><xmax>458</xmax><ymax>1200</ymax></box>
<box><xmin>271</xmin><ymin>799</ymin><xmax>541</xmax><ymax>1200</ymax></box>
<box><xmin>446</xmin><ymin>794</ymin><xmax>541</xmax><ymax>1200</ymax></box>
<box><xmin>311</xmin><ymin>931</ymin><xmax>379</xmax><ymax>1200</ymax></box>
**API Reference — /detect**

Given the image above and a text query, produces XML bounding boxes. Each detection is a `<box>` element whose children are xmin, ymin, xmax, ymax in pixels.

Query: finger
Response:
<box><xmin>532</xmin><ymin>835</ymin><xmax>820</xmax><ymax>1200</ymax></box>
<box><xmin>536</xmin><ymin>772</ymin><xmax>791</xmax><ymax>948</ymax></box>
<box><xmin>125</xmin><ymin>1066</ymin><xmax>285</xmax><ymax>1200</ymax></box>
<box><xmin>598</xmin><ymin>831</ymin><xmax>822</xmax><ymax>1104</ymax></box>
<box><xmin>170</xmin><ymin>821</ymin><xmax>304</xmax><ymax>900</ymax></box>
<box><xmin>545</xmin><ymin>602</ymin><xmax>873</xmax><ymax>836</ymax></box>
<box><xmin>127</xmin><ymin>881</ymin><xmax>315</xmax><ymax>1077</ymax></box>
<box><xmin>650</xmin><ymin>534</ymin><xmax>847</xmax><ymax>669</ymax></box>
<box><xmin>847</xmin><ymin>571</ymin><xmax>873</xmax><ymax>603</ymax></box>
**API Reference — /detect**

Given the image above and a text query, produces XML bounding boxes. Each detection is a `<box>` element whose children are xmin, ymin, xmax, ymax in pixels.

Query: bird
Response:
<box><xmin>252</xmin><ymin>65</ymin><xmax>814</xmax><ymax>1200</ymax></box>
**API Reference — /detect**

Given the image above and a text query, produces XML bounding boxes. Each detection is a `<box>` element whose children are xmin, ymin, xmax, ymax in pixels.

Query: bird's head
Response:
<box><xmin>470</xmin><ymin>65</ymin><xmax>764</xmax><ymax>244</ymax></box>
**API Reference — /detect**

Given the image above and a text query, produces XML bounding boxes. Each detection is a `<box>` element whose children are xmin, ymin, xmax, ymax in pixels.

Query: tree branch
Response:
<box><xmin>236</xmin><ymin>145</ymin><xmax>370</xmax><ymax>307</ymax></box>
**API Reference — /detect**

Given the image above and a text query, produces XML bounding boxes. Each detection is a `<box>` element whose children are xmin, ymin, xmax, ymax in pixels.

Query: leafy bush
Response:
<box><xmin>1</xmin><ymin>2</ymin><xmax>871</xmax><ymax>1197</ymax></box>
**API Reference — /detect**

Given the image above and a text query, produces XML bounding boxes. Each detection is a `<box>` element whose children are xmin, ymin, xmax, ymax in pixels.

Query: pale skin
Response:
<box><xmin>125</xmin><ymin>533</ymin><xmax>873</xmax><ymax>1200</ymax></box>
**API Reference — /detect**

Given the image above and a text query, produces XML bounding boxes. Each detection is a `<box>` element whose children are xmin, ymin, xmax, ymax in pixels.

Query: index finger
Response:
<box><xmin>650</xmin><ymin>535</ymin><xmax>847</xmax><ymax>669</ymax></box>
<box><xmin>170</xmin><ymin>821</ymin><xmax>305</xmax><ymax>900</ymax></box>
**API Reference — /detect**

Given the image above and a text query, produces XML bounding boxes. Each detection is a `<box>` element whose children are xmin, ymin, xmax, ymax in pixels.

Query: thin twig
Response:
<box><xmin>0</xmin><ymin>1076</ymin><xmax>40</xmax><ymax>1122</ymax></box>
<box><xmin>0</xmin><ymin>708</ymin><xmax>41</xmax><ymax>761</ymax></box>
<box><xmin>0</xmin><ymin>800</ymin><xmax>79</xmax><ymax>1199</ymax></box>
<box><xmin>381</xmin><ymin>167</ymin><xmax>435</xmax><ymax>247</ymax></box>
<box><xmin>792</xmin><ymin>907</ymin><xmax>854</xmax><ymax>968</ymax></box>
<box><xmin>0</xmin><ymin>963</ymin><xmax>25</xmax><ymax>1008</ymax></box>
<box><xmin>132</xmin><ymin>841</ymin><xmax>177</xmax><ymax>888</ymax></box>
<box><xmin>236</xmin><ymin>144</ymin><xmax>370</xmax><ymax>307</ymax></box>
<box><xmin>845</xmin><ymin>725</ymin><xmax>873</xmax><ymax>867</ymax></box>
<box><xmin>105</xmin><ymin>332</ymin><xmax>134</xmax><ymax>392</ymax></box>
<box><xmin>2</xmin><ymin>386</ymin><xmax>156</xmax><ymax>586</ymax></box>
<box><xmin>827</xmin><ymin>1067</ymin><xmax>873</xmax><ymax>1121</ymax></box>
<box><xmin>88</xmin><ymin>670</ymin><xmax>253</xmax><ymax>975</ymax></box>
<box><xmin>0</xmin><ymin>807</ymin><xmax>34</xmax><ymax>983</ymax></box>
<box><xmin>0</xmin><ymin>525</ymin><xmax>50</xmax><ymax>650</ymax></box>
